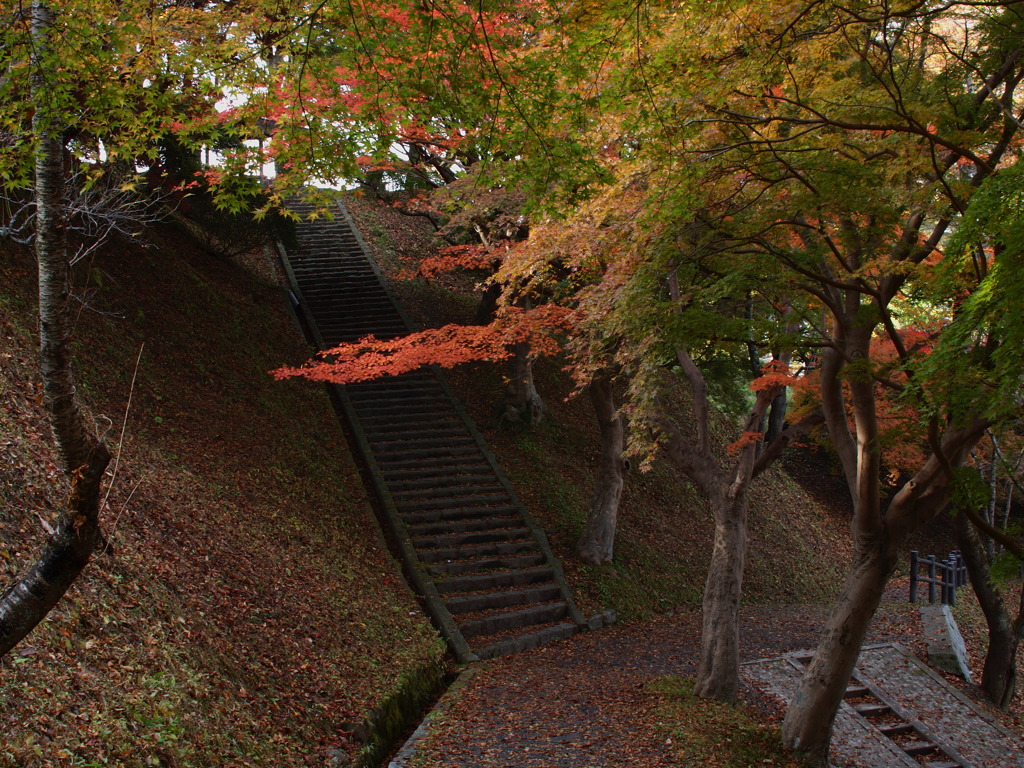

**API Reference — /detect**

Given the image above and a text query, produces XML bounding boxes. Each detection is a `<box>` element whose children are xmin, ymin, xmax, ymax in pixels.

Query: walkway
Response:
<box><xmin>388</xmin><ymin>608</ymin><xmax>1024</xmax><ymax>768</ymax></box>
<box><xmin>745</xmin><ymin>643</ymin><xmax>1024</xmax><ymax>767</ymax></box>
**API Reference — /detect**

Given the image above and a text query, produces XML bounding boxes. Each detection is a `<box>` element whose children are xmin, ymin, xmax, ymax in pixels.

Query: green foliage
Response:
<box><xmin>927</xmin><ymin>162</ymin><xmax>1024</xmax><ymax>423</ymax></box>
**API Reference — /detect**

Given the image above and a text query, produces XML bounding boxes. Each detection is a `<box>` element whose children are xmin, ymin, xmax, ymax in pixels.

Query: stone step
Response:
<box><xmin>305</xmin><ymin>256</ymin><xmax>364</xmax><ymax>265</ymax></box>
<box><xmin>367</xmin><ymin>427</ymin><xmax>469</xmax><ymax>443</ymax></box>
<box><xmin>372</xmin><ymin>437</ymin><xmax>478</xmax><ymax>455</ymax></box>
<box><xmin>901</xmin><ymin>740</ymin><xmax>939</xmax><ymax>757</ymax></box>
<box><xmin>368</xmin><ymin>430</ymin><xmax>475</xmax><ymax>446</ymax></box>
<box><xmin>305</xmin><ymin>305</ymin><xmax>399</xmax><ymax>318</ymax></box>
<box><xmin>458</xmin><ymin>601</ymin><xmax>568</xmax><ymax>639</ymax></box>
<box><xmin>401</xmin><ymin>505</ymin><xmax>521</xmax><ymax>525</ymax></box>
<box><xmin>843</xmin><ymin>685</ymin><xmax>870</xmax><ymax>698</ymax></box>
<box><xmin>378</xmin><ymin>454</ymin><xmax>484</xmax><ymax>471</ymax></box>
<box><xmin>418</xmin><ymin>539</ymin><xmax>540</xmax><ymax>563</ymax></box>
<box><xmin>347</xmin><ymin>375</ymin><xmax>435</xmax><ymax>391</ymax></box>
<box><xmin>878</xmin><ymin>723</ymin><xmax>915</xmax><ymax>737</ymax></box>
<box><xmin>373</xmin><ymin>445</ymin><xmax>481</xmax><ymax>464</ymax></box>
<box><xmin>391</xmin><ymin>483</ymin><xmax>507</xmax><ymax>501</ymax></box>
<box><xmin>446</xmin><ymin>584</ymin><xmax>563</xmax><ymax>614</ymax></box>
<box><xmin>427</xmin><ymin>553</ymin><xmax>546</xmax><ymax>576</ymax></box>
<box><xmin>356</xmin><ymin>409</ymin><xmax>458</xmax><ymax>426</ymax></box>
<box><xmin>407</xmin><ymin>515</ymin><xmax>523</xmax><ymax>538</ymax></box>
<box><xmin>412</xmin><ymin>527</ymin><xmax>530</xmax><ymax>550</ymax></box>
<box><xmin>384</xmin><ymin>464</ymin><xmax>493</xmax><ymax>482</ymax></box>
<box><xmin>349</xmin><ymin>393</ymin><xmax>452</xmax><ymax>407</ymax></box>
<box><xmin>854</xmin><ymin>703</ymin><xmax>891</xmax><ymax>717</ymax></box>
<box><xmin>388</xmin><ymin>472</ymin><xmax>497</xmax><ymax>491</ymax></box>
<box><xmin>395</xmin><ymin>493</ymin><xmax>512</xmax><ymax>512</ymax></box>
<box><xmin>435</xmin><ymin>566</ymin><xmax>554</xmax><ymax>594</ymax></box>
<box><xmin>291</xmin><ymin>266</ymin><xmax>377</xmax><ymax>277</ymax></box>
<box><xmin>472</xmin><ymin>622</ymin><xmax>578</xmax><ymax>661</ymax></box>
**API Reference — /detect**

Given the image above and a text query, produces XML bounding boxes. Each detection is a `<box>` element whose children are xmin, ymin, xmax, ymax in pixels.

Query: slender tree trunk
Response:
<box><xmin>0</xmin><ymin>449</ymin><xmax>109</xmax><ymax>655</ymax></box>
<box><xmin>693</xmin><ymin>485</ymin><xmax>750</xmax><ymax>702</ymax></box>
<box><xmin>576</xmin><ymin>376</ymin><xmax>625</xmax><ymax>565</ymax></box>
<box><xmin>764</xmin><ymin>390</ymin><xmax>787</xmax><ymax>446</ymax></box>
<box><xmin>957</xmin><ymin>510</ymin><xmax>1022</xmax><ymax>710</ymax></box>
<box><xmin>0</xmin><ymin>1</ymin><xmax>111</xmax><ymax>658</ymax></box>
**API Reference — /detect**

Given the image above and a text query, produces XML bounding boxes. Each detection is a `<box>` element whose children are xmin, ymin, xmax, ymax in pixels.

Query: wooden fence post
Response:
<box><xmin>909</xmin><ymin>550</ymin><xmax>919</xmax><ymax>603</ymax></box>
<box><xmin>928</xmin><ymin>555</ymin><xmax>937</xmax><ymax>604</ymax></box>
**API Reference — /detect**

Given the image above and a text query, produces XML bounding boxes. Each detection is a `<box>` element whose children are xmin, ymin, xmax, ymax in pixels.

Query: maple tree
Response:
<box><xmin>513</xmin><ymin>179</ymin><xmax>823</xmax><ymax>700</ymax></box>
<box><xmin>614</xmin><ymin>2</ymin><xmax>1024</xmax><ymax>761</ymax></box>
<box><xmin>939</xmin><ymin>161</ymin><xmax>1024</xmax><ymax>710</ymax></box>
<box><xmin>455</xmin><ymin>0</ymin><xmax>1024</xmax><ymax>755</ymax></box>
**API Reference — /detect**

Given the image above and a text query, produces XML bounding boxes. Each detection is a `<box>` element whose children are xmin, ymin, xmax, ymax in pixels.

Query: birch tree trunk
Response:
<box><xmin>576</xmin><ymin>376</ymin><xmax>625</xmax><ymax>565</ymax></box>
<box><xmin>0</xmin><ymin>1</ymin><xmax>111</xmax><ymax>658</ymax></box>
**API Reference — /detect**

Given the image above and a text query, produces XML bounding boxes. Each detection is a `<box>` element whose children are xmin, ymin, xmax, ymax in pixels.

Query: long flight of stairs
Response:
<box><xmin>278</xmin><ymin>196</ymin><xmax>592</xmax><ymax>662</ymax></box>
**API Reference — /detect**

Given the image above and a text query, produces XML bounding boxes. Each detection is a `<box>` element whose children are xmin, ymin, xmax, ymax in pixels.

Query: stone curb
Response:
<box><xmin>388</xmin><ymin>666</ymin><xmax>482</xmax><ymax>768</ymax></box>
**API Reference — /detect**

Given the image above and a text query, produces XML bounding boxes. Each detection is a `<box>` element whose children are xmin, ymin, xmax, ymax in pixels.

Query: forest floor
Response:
<box><xmin>0</xmin><ymin>216</ymin><xmax>444</xmax><ymax>768</ymax></box>
<box><xmin>390</xmin><ymin>601</ymin><xmax>911</xmax><ymax>768</ymax></box>
<box><xmin>392</xmin><ymin>598</ymin><xmax>1024</xmax><ymax>768</ymax></box>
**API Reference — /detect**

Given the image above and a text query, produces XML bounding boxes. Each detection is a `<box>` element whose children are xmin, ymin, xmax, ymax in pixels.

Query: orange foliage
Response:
<box><xmin>725</xmin><ymin>431</ymin><xmax>764</xmax><ymax>456</ymax></box>
<box><xmin>417</xmin><ymin>245</ymin><xmax>495</xmax><ymax>279</ymax></box>
<box><xmin>272</xmin><ymin>305</ymin><xmax>578</xmax><ymax>385</ymax></box>
<box><xmin>749</xmin><ymin>359</ymin><xmax>800</xmax><ymax>391</ymax></box>
<box><xmin>790</xmin><ymin>328</ymin><xmax>942</xmax><ymax>473</ymax></box>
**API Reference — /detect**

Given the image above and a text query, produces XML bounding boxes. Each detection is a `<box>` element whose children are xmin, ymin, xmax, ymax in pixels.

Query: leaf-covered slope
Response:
<box><xmin>0</xmin><ymin>224</ymin><xmax>443</xmax><ymax>768</ymax></box>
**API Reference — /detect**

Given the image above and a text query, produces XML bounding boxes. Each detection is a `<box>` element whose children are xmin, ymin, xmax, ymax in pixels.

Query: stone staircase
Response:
<box><xmin>278</xmin><ymin>196</ymin><xmax>593</xmax><ymax>662</ymax></box>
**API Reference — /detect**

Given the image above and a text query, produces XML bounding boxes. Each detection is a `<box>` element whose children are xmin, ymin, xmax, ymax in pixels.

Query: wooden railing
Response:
<box><xmin>909</xmin><ymin>550</ymin><xmax>968</xmax><ymax>606</ymax></box>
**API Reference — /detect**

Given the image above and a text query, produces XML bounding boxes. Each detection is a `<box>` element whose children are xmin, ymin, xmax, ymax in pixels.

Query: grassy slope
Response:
<box><xmin>0</xmin><ymin>224</ymin><xmax>443</xmax><ymax>768</ymax></box>
<box><xmin>344</xmin><ymin>193</ymin><xmax>853</xmax><ymax>621</ymax></box>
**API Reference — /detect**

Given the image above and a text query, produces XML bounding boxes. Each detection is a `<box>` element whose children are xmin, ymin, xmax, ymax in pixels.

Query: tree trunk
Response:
<box><xmin>693</xmin><ymin>486</ymin><xmax>750</xmax><ymax>702</ymax></box>
<box><xmin>474</xmin><ymin>282</ymin><xmax>502</xmax><ymax>325</ymax></box>
<box><xmin>0</xmin><ymin>448</ymin><xmax>109</xmax><ymax>656</ymax></box>
<box><xmin>780</xmin><ymin>539</ymin><xmax>897</xmax><ymax>766</ymax></box>
<box><xmin>957</xmin><ymin>510</ymin><xmax>1021</xmax><ymax>710</ymax></box>
<box><xmin>576</xmin><ymin>376</ymin><xmax>625</xmax><ymax>565</ymax></box>
<box><xmin>764</xmin><ymin>390</ymin><xmax>787</xmax><ymax>446</ymax></box>
<box><xmin>0</xmin><ymin>0</ymin><xmax>112</xmax><ymax>658</ymax></box>
<box><xmin>502</xmin><ymin>340</ymin><xmax>543</xmax><ymax>427</ymax></box>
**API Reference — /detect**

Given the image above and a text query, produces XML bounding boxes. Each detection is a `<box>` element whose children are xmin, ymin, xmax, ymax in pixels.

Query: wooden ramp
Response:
<box><xmin>278</xmin><ymin>197</ymin><xmax>589</xmax><ymax>662</ymax></box>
